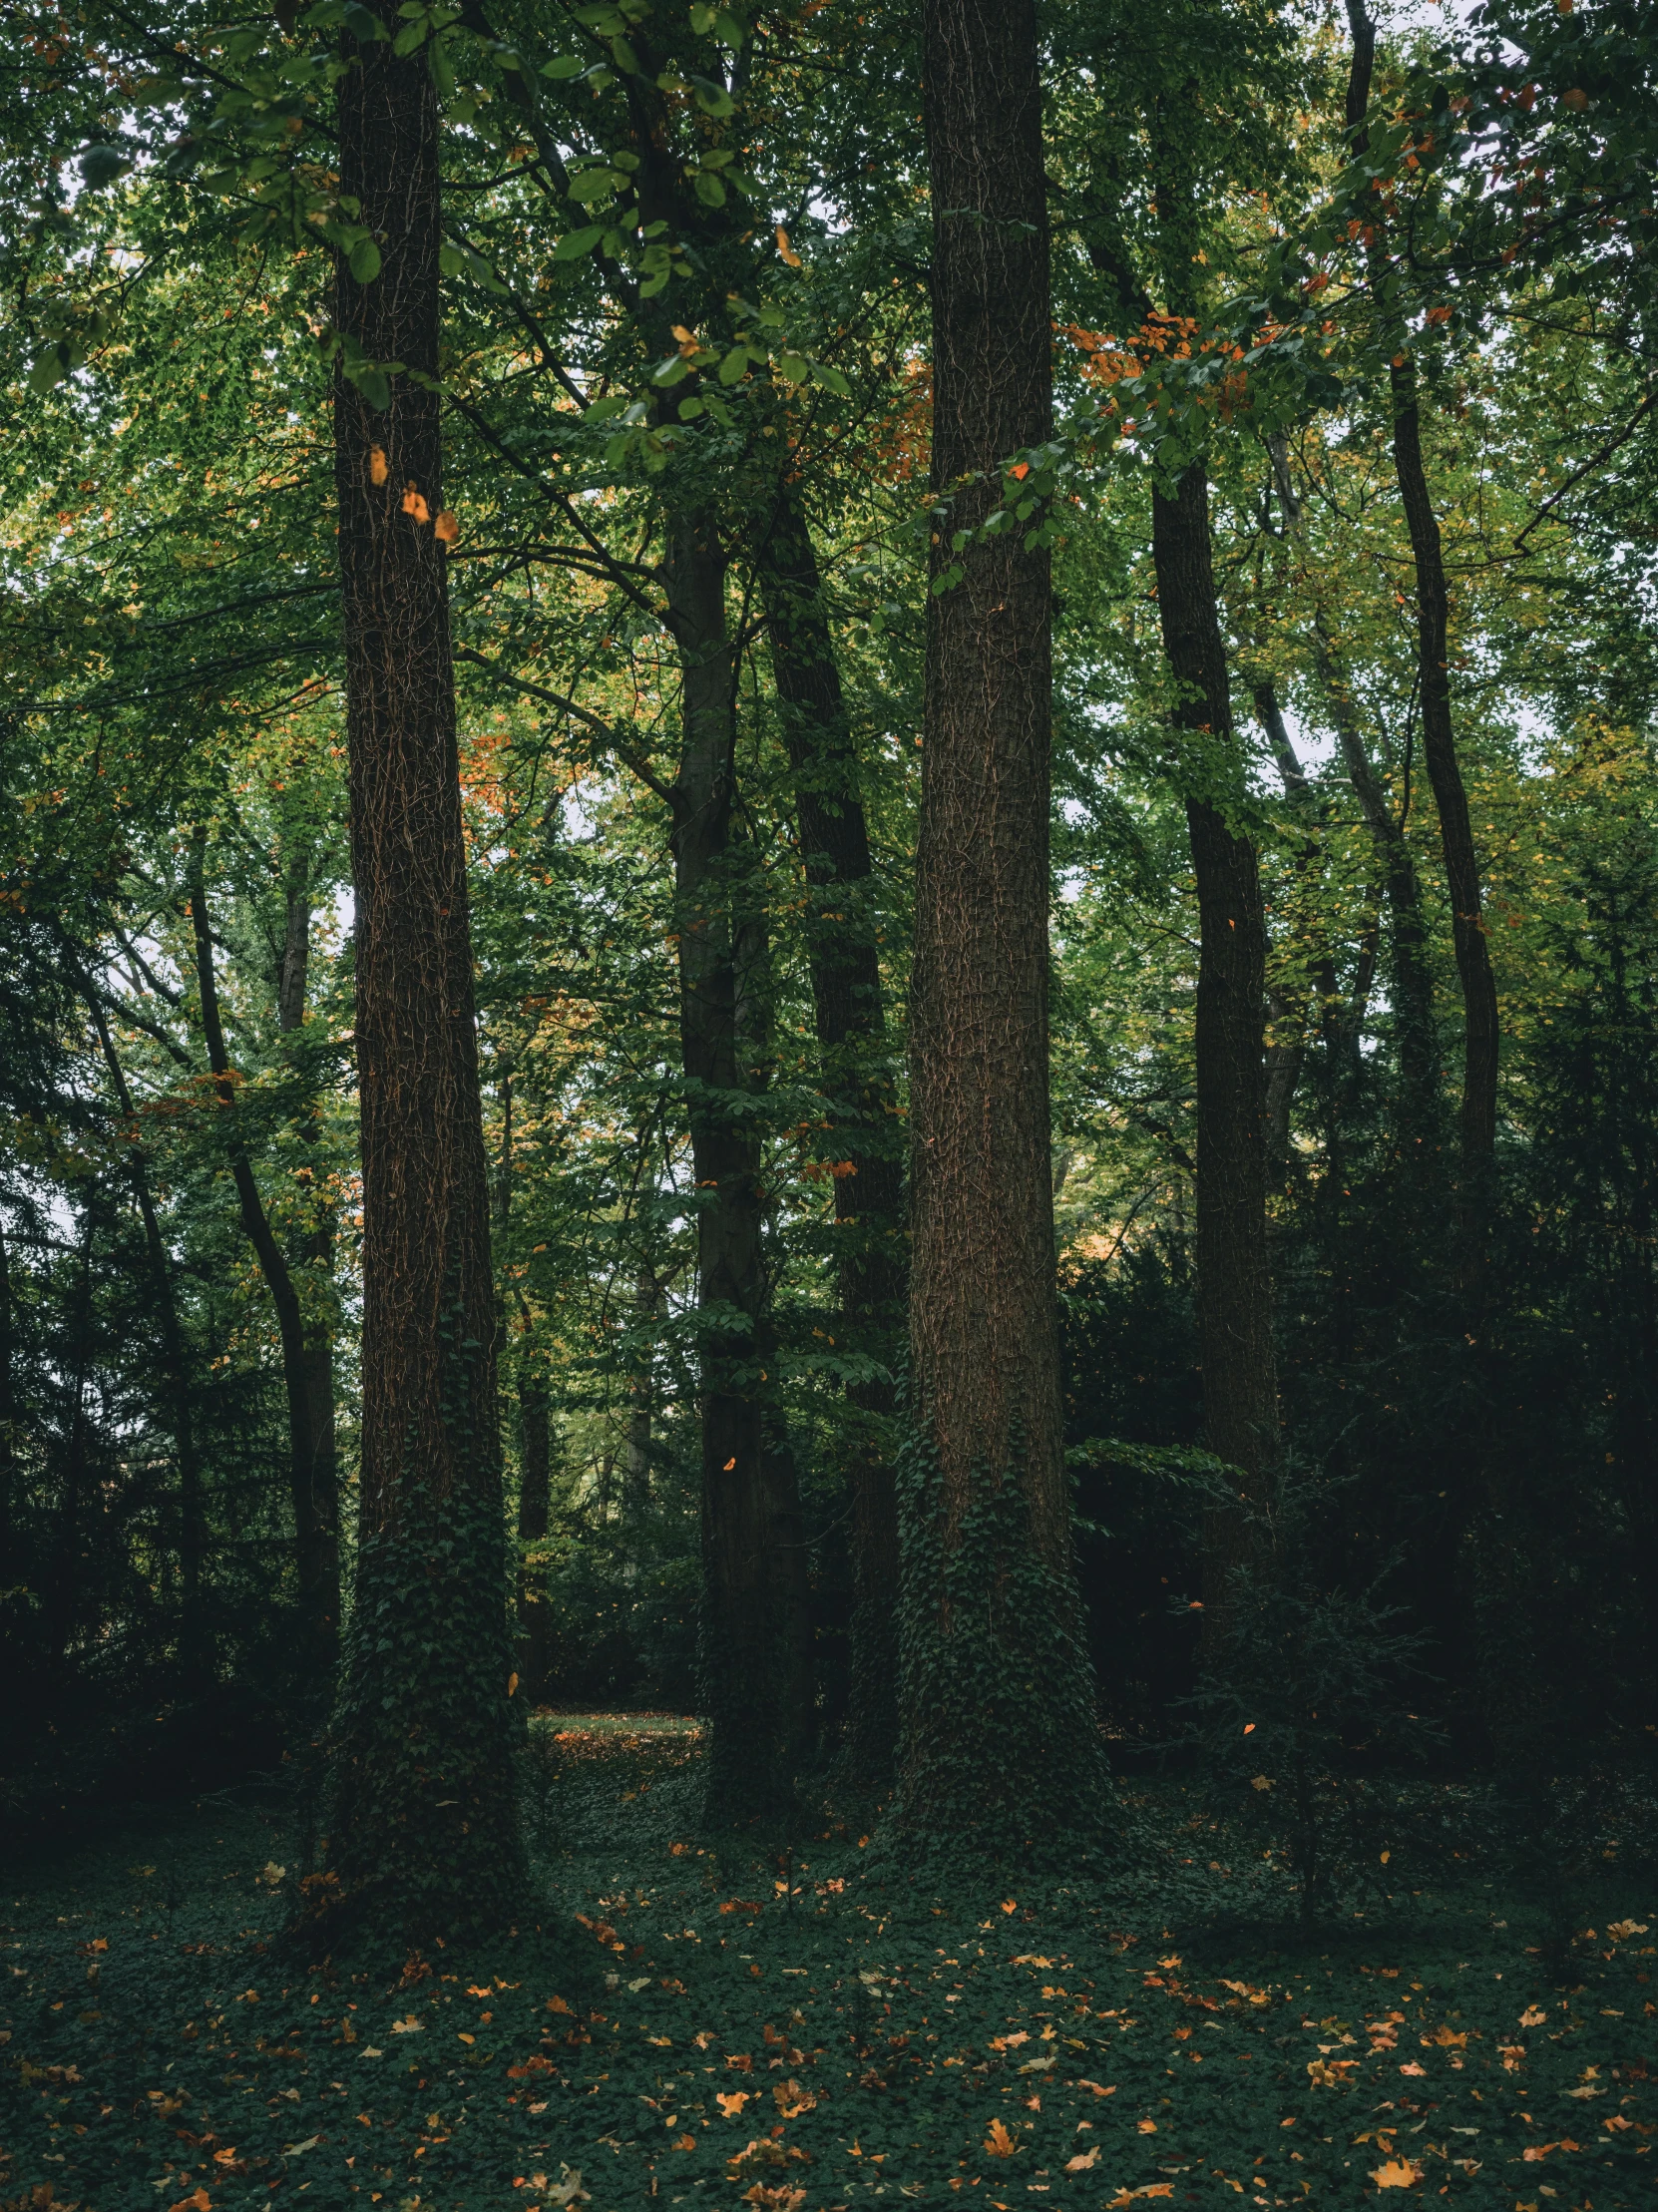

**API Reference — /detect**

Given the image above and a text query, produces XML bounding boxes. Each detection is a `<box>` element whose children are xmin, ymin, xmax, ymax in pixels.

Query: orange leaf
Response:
<box><xmin>169</xmin><ymin>2193</ymin><xmax>212</xmax><ymax>2212</ymax></box>
<box><xmin>1065</xmin><ymin>2146</ymin><xmax>1099</xmax><ymax>2171</ymax></box>
<box><xmin>435</xmin><ymin>509</ymin><xmax>459</xmax><ymax>544</ymax></box>
<box><xmin>1076</xmin><ymin>2079</ymin><xmax>1115</xmax><ymax>2097</ymax></box>
<box><xmin>716</xmin><ymin>2090</ymin><xmax>751</xmax><ymax>2117</ymax></box>
<box><xmin>984</xmin><ymin>2117</ymin><xmax>1018</xmax><ymax>2158</ymax></box>
<box><xmin>775</xmin><ymin>226</ymin><xmax>802</xmax><ymax>268</ymax></box>
<box><xmin>1137</xmin><ymin>2119</ymin><xmax>1157</xmax><ymax>2134</ymax></box>
<box><xmin>1371</xmin><ymin>2159</ymin><xmax>1422</xmax><ymax>2188</ymax></box>
<box><xmin>1011</xmin><ymin>462</ymin><xmax>1031</xmax><ymax>480</ymax></box>
<box><xmin>369</xmin><ymin>446</ymin><xmax>388</xmax><ymax>485</ymax></box>
<box><xmin>676</xmin><ymin>2133</ymin><xmax>696</xmax><ymax>2149</ymax></box>
<box><xmin>402</xmin><ymin>483</ymin><xmax>430</xmax><ymax>523</ymax></box>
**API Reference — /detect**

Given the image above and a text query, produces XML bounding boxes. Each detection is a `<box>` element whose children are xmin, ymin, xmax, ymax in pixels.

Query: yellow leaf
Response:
<box><xmin>984</xmin><ymin>2118</ymin><xmax>1018</xmax><ymax>2157</ymax></box>
<box><xmin>1371</xmin><ymin>2158</ymin><xmax>1421</xmax><ymax>2187</ymax></box>
<box><xmin>434</xmin><ymin>509</ymin><xmax>459</xmax><ymax>544</ymax></box>
<box><xmin>775</xmin><ymin>226</ymin><xmax>802</xmax><ymax>268</ymax></box>
<box><xmin>716</xmin><ymin>2090</ymin><xmax>750</xmax><ymax>2117</ymax></box>
<box><xmin>1519</xmin><ymin>2005</ymin><xmax>1547</xmax><ymax>2027</ymax></box>
<box><xmin>1065</xmin><ymin>2147</ymin><xmax>1099</xmax><ymax>2172</ymax></box>
<box><xmin>671</xmin><ymin>324</ymin><xmax>696</xmax><ymax>343</ymax></box>
<box><xmin>1608</xmin><ymin>1920</ymin><xmax>1648</xmax><ymax>1941</ymax></box>
<box><xmin>402</xmin><ymin>483</ymin><xmax>430</xmax><ymax>523</ymax></box>
<box><xmin>1076</xmin><ymin>2079</ymin><xmax>1115</xmax><ymax>2097</ymax></box>
<box><xmin>1137</xmin><ymin>2118</ymin><xmax>1157</xmax><ymax>2134</ymax></box>
<box><xmin>369</xmin><ymin>446</ymin><xmax>388</xmax><ymax>485</ymax></box>
<box><xmin>212</xmin><ymin>2146</ymin><xmax>238</xmax><ymax>2163</ymax></box>
<box><xmin>457</xmin><ymin>2031</ymin><xmax>475</xmax><ymax>2044</ymax></box>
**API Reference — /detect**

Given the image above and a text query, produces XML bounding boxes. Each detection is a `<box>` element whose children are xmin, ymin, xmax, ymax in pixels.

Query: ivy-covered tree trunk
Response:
<box><xmin>1151</xmin><ymin>464</ymin><xmax>1281</xmax><ymax>1599</ymax></box>
<box><xmin>327</xmin><ymin>29</ymin><xmax>522</xmax><ymax>1934</ymax></box>
<box><xmin>759</xmin><ymin>492</ymin><xmax>903</xmax><ymax>1792</ymax></box>
<box><xmin>901</xmin><ymin>0</ymin><xmax>1103</xmax><ymax>1848</ymax></box>
<box><xmin>516</xmin><ymin>1368</ymin><xmax>552</xmax><ymax>1705</ymax></box>
<box><xmin>664</xmin><ymin>512</ymin><xmax>811</xmax><ymax>1824</ymax></box>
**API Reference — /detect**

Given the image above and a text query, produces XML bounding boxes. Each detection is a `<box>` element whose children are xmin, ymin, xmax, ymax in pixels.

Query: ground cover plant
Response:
<box><xmin>4</xmin><ymin>1719</ymin><xmax>1657</xmax><ymax>2212</ymax></box>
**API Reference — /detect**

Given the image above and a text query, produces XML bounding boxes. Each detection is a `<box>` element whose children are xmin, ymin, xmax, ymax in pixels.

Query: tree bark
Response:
<box><xmin>327</xmin><ymin>27</ymin><xmax>522</xmax><ymax>1932</ymax></box>
<box><xmin>1151</xmin><ymin>464</ymin><xmax>1281</xmax><ymax>1595</ymax></box>
<box><xmin>191</xmin><ymin>857</ymin><xmax>339</xmax><ymax>1676</ymax></box>
<box><xmin>758</xmin><ymin>491</ymin><xmax>903</xmax><ymax>1792</ymax></box>
<box><xmin>663</xmin><ymin>512</ymin><xmax>810</xmax><ymax>1822</ymax></box>
<box><xmin>901</xmin><ymin>0</ymin><xmax>1102</xmax><ymax>1844</ymax></box>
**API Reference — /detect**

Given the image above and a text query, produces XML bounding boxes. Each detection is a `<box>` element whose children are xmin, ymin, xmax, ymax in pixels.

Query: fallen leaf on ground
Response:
<box><xmin>1065</xmin><ymin>2146</ymin><xmax>1099</xmax><ymax>2171</ymax></box>
<box><xmin>716</xmin><ymin>2090</ymin><xmax>751</xmax><ymax>2117</ymax></box>
<box><xmin>984</xmin><ymin>2118</ymin><xmax>1018</xmax><ymax>2157</ymax></box>
<box><xmin>1371</xmin><ymin>2158</ymin><xmax>1422</xmax><ymax>2188</ymax></box>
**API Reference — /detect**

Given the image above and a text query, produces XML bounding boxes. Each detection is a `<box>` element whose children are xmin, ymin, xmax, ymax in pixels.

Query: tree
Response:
<box><xmin>323</xmin><ymin>23</ymin><xmax>522</xmax><ymax>1933</ymax></box>
<box><xmin>899</xmin><ymin>0</ymin><xmax>1103</xmax><ymax>1846</ymax></box>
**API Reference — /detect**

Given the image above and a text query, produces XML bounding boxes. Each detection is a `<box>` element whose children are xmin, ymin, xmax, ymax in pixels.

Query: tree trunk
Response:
<box><xmin>1389</xmin><ymin>371</ymin><xmax>1500</xmax><ymax>1210</ymax></box>
<box><xmin>758</xmin><ymin>491</ymin><xmax>903</xmax><ymax>1792</ymax></box>
<box><xmin>80</xmin><ymin>979</ymin><xmax>207</xmax><ymax>1679</ymax></box>
<box><xmin>623</xmin><ymin>1263</ymin><xmax>655</xmax><ymax>1530</ymax></box>
<box><xmin>1151</xmin><ymin>464</ymin><xmax>1280</xmax><ymax>1597</ymax></box>
<box><xmin>664</xmin><ymin>512</ymin><xmax>810</xmax><ymax>1823</ymax></box>
<box><xmin>327</xmin><ymin>28</ymin><xmax>522</xmax><ymax>1933</ymax></box>
<box><xmin>1344</xmin><ymin>0</ymin><xmax>1497</xmax><ymax>1244</ymax></box>
<box><xmin>901</xmin><ymin>0</ymin><xmax>1102</xmax><ymax>1845</ymax></box>
<box><xmin>190</xmin><ymin>859</ymin><xmax>339</xmax><ymax>1678</ymax></box>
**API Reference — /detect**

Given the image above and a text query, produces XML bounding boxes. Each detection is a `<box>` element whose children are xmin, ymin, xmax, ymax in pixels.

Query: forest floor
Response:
<box><xmin>2</xmin><ymin>1716</ymin><xmax>1655</xmax><ymax>2212</ymax></box>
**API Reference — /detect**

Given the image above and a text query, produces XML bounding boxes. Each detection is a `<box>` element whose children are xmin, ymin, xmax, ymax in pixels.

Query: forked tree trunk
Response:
<box><xmin>664</xmin><ymin>512</ymin><xmax>811</xmax><ymax>1823</ymax></box>
<box><xmin>327</xmin><ymin>29</ymin><xmax>522</xmax><ymax>1932</ymax></box>
<box><xmin>1151</xmin><ymin>465</ymin><xmax>1281</xmax><ymax>1595</ymax></box>
<box><xmin>759</xmin><ymin>492</ymin><xmax>903</xmax><ymax>1792</ymax></box>
<box><xmin>901</xmin><ymin>0</ymin><xmax>1102</xmax><ymax>1845</ymax></box>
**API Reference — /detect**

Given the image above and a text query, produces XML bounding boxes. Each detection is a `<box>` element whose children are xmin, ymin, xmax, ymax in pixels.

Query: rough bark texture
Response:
<box><xmin>191</xmin><ymin>862</ymin><xmax>339</xmax><ymax>1676</ymax></box>
<box><xmin>664</xmin><ymin>513</ymin><xmax>810</xmax><ymax>1823</ymax></box>
<box><xmin>1151</xmin><ymin>466</ymin><xmax>1280</xmax><ymax>1595</ymax></box>
<box><xmin>759</xmin><ymin>493</ymin><xmax>903</xmax><ymax>1792</ymax></box>
<box><xmin>900</xmin><ymin>0</ymin><xmax>1102</xmax><ymax>1846</ymax></box>
<box><xmin>327</xmin><ymin>31</ymin><xmax>521</xmax><ymax>1932</ymax></box>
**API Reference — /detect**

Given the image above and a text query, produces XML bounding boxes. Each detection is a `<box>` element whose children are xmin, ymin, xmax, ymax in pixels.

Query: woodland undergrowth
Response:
<box><xmin>2</xmin><ymin>1721</ymin><xmax>1655</xmax><ymax>2212</ymax></box>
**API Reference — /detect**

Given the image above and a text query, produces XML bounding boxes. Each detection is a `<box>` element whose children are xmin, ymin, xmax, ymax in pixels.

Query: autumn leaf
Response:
<box><xmin>1608</xmin><ymin>1920</ymin><xmax>1648</xmax><ymax>1941</ymax></box>
<box><xmin>1519</xmin><ymin>2005</ymin><xmax>1547</xmax><ymax>2027</ymax></box>
<box><xmin>774</xmin><ymin>2079</ymin><xmax>816</xmax><ymax>2116</ymax></box>
<box><xmin>1136</xmin><ymin>2118</ymin><xmax>1157</xmax><ymax>2134</ymax></box>
<box><xmin>984</xmin><ymin>2118</ymin><xmax>1018</xmax><ymax>2157</ymax></box>
<box><xmin>1076</xmin><ymin>2079</ymin><xmax>1116</xmax><ymax>2097</ymax></box>
<box><xmin>402</xmin><ymin>483</ymin><xmax>430</xmax><ymax>523</ymax></box>
<box><xmin>1064</xmin><ymin>2146</ymin><xmax>1099</xmax><ymax>2171</ymax></box>
<box><xmin>369</xmin><ymin>446</ymin><xmax>388</xmax><ymax>485</ymax></box>
<box><xmin>1399</xmin><ymin>2061</ymin><xmax>1425</xmax><ymax>2075</ymax></box>
<box><xmin>674</xmin><ymin>2134</ymin><xmax>696</xmax><ymax>2151</ymax></box>
<box><xmin>212</xmin><ymin>2145</ymin><xmax>238</xmax><ymax>2163</ymax></box>
<box><xmin>1371</xmin><ymin>2158</ymin><xmax>1422</xmax><ymax>2187</ymax></box>
<box><xmin>547</xmin><ymin>1994</ymin><xmax>572</xmax><ymax>2014</ymax></box>
<box><xmin>168</xmin><ymin>2192</ymin><xmax>211</xmax><ymax>2212</ymax></box>
<box><xmin>390</xmin><ymin>2014</ymin><xmax>424</xmax><ymax>2034</ymax></box>
<box><xmin>716</xmin><ymin>2090</ymin><xmax>751</xmax><ymax>2117</ymax></box>
<box><xmin>775</xmin><ymin>226</ymin><xmax>802</xmax><ymax>267</ymax></box>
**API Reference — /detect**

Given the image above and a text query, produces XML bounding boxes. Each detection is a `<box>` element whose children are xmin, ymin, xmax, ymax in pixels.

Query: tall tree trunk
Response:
<box><xmin>327</xmin><ymin>27</ymin><xmax>522</xmax><ymax>1932</ymax></box>
<box><xmin>1344</xmin><ymin>0</ymin><xmax>1498</xmax><ymax>1252</ymax></box>
<box><xmin>1151</xmin><ymin>465</ymin><xmax>1281</xmax><ymax>1596</ymax></box>
<box><xmin>663</xmin><ymin>512</ymin><xmax>810</xmax><ymax>1822</ymax></box>
<box><xmin>758</xmin><ymin>491</ymin><xmax>903</xmax><ymax>1792</ymax></box>
<box><xmin>902</xmin><ymin>0</ymin><xmax>1102</xmax><ymax>1845</ymax></box>
<box><xmin>79</xmin><ymin>978</ymin><xmax>207</xmax><ymax>1677</ymax></box>
<box><xmin>623</xmin><ymin>1263</ymin><xmax>655</xmax><ymax>1530</ymax></box>
<box><xmin>190</xmin><ymin>859</ymin><xmax>338</xmax><ymax>1676</ymax></box>
<box><xmin>48</xmin><ymin>1212</ymin><xmax>98</xmax><ymax>1670</ymax></box>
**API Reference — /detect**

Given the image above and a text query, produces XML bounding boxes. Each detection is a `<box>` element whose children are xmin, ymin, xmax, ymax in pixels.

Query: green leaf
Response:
<box><xmin>540</xmin><ymin>54</ymin><xmax>585</xmax><ymax>78</ymax></box>
<box><xmin>392</xmin><ymin>18</ymin><xmax>428</xmax><ymax>52</ymax></box>
<box><xmin>27</xmin><ymin>348</ymin><xmax>69</xmax><ymax>396</ymax></box>
<box><xmin>610</xmin><ymin>35</ymin><xmax>639</xmax><ymax>72</ymax></box>
<box><xmin>809</xmin><ymin>360</ymin><xmax>850</xmax><ymax>397</ymax></box>
<box><xmin>677</xmin><ymin>396</ymin><xmax>705</xmax><ymax>419</ymax></box>
<box><xmin>638</xmin><ymin>271</ymin><xmax>669</xmax><ymax>296</ymax></box>
<box><xmin>348</xmin><ymin>234</ymin><xmax>383</xmax><ymax>283</ymax></box>
<box><xmin>438</xmin><ymin>242</ymin><xmax>468</xmax><ymax>276</ymax></box>
<box><xmin>554</xmin><ymin>224</ymin><xmax>604</xmax><ymax>260</ymax></box>
<box><xmin>775</xmin><ymin>352</ymin><xmax>808</xmax><ymax>383</ymax></box>
<box><xmin>702</xmin><ymin>394</ymin><xmax>732</xmax><ymax>427</ymax></box>
<box><xmin>651</xmin><ymin>354</ymin><xmax>691</xmax><ymax>386</ymax></box>
<box><xmin>342</xmin><ymin>2</ymin><xmax>386</xmax><ymax>41</ymax></box>
<box><xmin>717</xmin><ymin>345</ymin><xmax>751</xmax><ymax>386</ymax></box>
<box><xmin>692</xmin><ymin>172</ymin><xmax>726</xmax><ymax>206</ymax></box>
<box><xmin>352</xmin><ymin>363</ymin><xmax>392</xmax><ymax>410</ymax></box>
<box><xmin>689</xmin><ymin>75</ymin><xmax>734</xmax><ymax>118</ymax></box>
<box><xmin>568</xmin><ymin>170</ymin><xmax>622</xmax><ymax>204</ymax></box>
